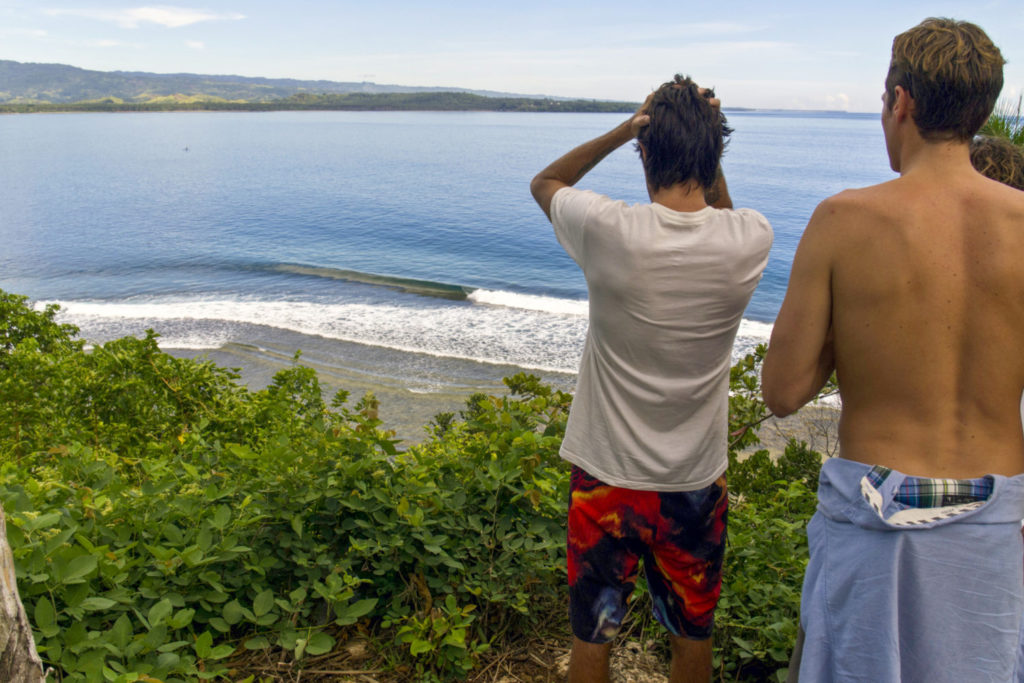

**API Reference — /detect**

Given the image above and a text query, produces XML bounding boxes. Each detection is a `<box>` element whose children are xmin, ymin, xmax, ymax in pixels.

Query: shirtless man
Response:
<box><xmin>762</xmin><ymin>17</ymin><xmax>1024</xmax><ymax>682</ymax></box>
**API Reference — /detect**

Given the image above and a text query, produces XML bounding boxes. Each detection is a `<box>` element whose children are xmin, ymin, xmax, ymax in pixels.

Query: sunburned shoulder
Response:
<box><xmin>821</xmin><ymin>180</ymin><xmax>904</xmax><ymax>213</ymax></box>
<box><xmin>806</xmin><ymin>181</ymin><xmax>902</xmax><ymax>234</ymax></box>
<box><xmin>985</xmin><ymin>175</ymin><xmax>1024</xmax><ymax>208</ymax></box>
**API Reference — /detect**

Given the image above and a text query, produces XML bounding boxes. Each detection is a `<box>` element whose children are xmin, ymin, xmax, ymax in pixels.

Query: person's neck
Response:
<box><xmin>648</xmin><ymin>180</ymin><xmax>708</xmax><ymax>212</ymax></box>
<box><xmin>896</xmin><ymin>133</ymin><xmax>973</xmax><ymax>179</ymax></box>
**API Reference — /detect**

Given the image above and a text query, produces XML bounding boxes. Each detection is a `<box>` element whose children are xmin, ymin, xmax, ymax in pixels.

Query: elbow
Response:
<box><xmin>762</xmin><ymin>387</ymin><xmax>799</xmax><ymax>419</ymax></box>
<box><xmin>530</xmin><ymin>175</ymin><xmax>559</xmax><ymax>219</ymax></box>
<box><xmin>760</xmin><ymin>366</ymin><xmax>803</xmax><ymax>418</ymax></box>
<box><xmin>529</xmin><ymin>175</ymin><xmax>544</xmax><ymax>203</ymax></box>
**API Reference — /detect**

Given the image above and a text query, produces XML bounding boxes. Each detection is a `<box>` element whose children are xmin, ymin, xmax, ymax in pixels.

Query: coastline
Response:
<box><xmin>170</xmin><ymin>337</ymin><xmax>839</xmax><ymax>452</ymax></box>
<box><xmin>169</xmin><ymin>338</ymin><xmax>577</xmax><ymax>445</ymax></box>
<box><xmin>753</xmin><ymin>404</ymin><xmax>841</xmax><ymax>458</ymax></box>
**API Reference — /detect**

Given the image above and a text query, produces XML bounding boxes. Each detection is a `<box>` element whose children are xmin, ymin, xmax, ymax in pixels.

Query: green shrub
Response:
<box><xmin>0</xmin><ymin>289</ymin><xmax>822</xmax><ymax>681</ymax></box>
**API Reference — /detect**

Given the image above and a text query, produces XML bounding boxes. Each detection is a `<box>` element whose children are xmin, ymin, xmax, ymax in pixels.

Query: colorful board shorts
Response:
<box><xmin>567</xmin><ymin>465</ymin><xmax>728</xmax><ymax>643</ymax></box>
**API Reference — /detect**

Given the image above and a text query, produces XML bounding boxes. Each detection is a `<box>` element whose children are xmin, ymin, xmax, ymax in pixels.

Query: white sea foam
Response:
<box><xmin>41</xmin><ymin>297</ymin><xmax>588</xmax><ymax>374</ymax></box>
<box><xmin>737</xmin><ymin>318</ymin><xmax>773</xmax><ymax>341</ymax></box>
<box><xmin>468</xmin><ymin>289</ymin><xmax>588</xmax><ymax>316</ymax></box>
<box><xmin>40</xmin><ymin>297</ymin><xmax>775</xmax><ymax>376</ymax></box>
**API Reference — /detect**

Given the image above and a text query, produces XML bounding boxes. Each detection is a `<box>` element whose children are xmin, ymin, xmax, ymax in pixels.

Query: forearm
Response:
<box><xmin>704</xmin><ymin>167</ymin><xmax>732</xmax><ymax>209</ymax></box>
<box><xmin>530</xmin><ymin>118</ymin><xmax>637</xmax><ymax>218</ymax></box>
<box><xmin>539</xmin><ymin>118</ymin><xmax>634</xmax><ymax>187</ymax></box>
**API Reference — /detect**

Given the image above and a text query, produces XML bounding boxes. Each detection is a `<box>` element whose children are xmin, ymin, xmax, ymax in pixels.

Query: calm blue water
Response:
<box><xmin>0</xmin><ymin>110</ymin><xmax>892</xmax><ymax>382</ymax></box>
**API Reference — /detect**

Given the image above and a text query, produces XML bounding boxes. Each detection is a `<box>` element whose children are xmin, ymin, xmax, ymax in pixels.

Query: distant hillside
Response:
<box><xmin>0</xmin><ymin>90</ymin><xmax>637</xmax><ymax>114</ymax></box>
<box><xmin>0</xmin><ymin>59</ymin><xmax>572</xmax><ymax>105</ymax></box>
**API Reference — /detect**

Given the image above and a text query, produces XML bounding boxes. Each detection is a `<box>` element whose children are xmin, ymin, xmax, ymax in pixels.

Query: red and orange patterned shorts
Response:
<box><xmin>567</xmin><ymin>465</ymin><xmax>728</xmax><ymax>643</ymax></box>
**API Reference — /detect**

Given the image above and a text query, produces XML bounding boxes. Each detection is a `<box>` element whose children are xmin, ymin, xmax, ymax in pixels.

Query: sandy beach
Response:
<box><xmin>171</xmin><ymin>338</ymin><xmax>578</xmax><ymax>445</ymax></box>
<box><xmin>172</xmin><ymin>340</ymin><xmax>839</xmax><ymax>452</ymax></box>
<box><xmin>753</xmin><ymin>403</ymin><xmax>841</xmax><ymax>458</ymax></box>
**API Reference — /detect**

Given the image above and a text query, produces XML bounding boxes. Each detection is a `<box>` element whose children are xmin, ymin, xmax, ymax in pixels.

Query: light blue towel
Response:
<box><xmin>798</xmin><ymin>458</ymin><xmax>1024</xmax><ymax>683</ymax></box>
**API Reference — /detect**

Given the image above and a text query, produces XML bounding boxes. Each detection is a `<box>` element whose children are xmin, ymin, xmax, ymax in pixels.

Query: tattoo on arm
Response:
<box><xmin>703</xmin><ymin>167</ymin><xmax>724</xmax><ymax>205</ymax></box>
<box><xmin>703</xmin><ymin>184</ymin><xmax>720</xmax><ymax>206</ymax></box>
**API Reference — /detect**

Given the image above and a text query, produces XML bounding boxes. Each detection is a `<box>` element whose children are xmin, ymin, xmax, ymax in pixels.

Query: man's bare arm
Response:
<box><xmin>704</xmin><ymin>167</ymin><xmax>733</xmax><ymax>209</ymax></box>
<box><xmin>531</xmin><ymin>88</ymin><xmax>733</xmax><ymax>218</ymax></box>
<box><xmin>762</xmin><ymin>199</ymin><xmax>836</xmax><ymax>416</ymax></box>
<box><xmin>530</xmin><ymin>109</ymin><xmax>648</xmax><ymax>220</ymax></box>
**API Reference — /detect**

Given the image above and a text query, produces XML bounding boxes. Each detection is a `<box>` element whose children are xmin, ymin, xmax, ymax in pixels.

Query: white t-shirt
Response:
<box><xmin>551</xmin><ymin>187</ymin><xmax>773</xmax><ymax>491</ymax></box>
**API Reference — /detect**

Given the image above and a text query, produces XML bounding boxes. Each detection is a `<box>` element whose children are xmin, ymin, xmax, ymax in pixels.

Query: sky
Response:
<box><xmin>1</xmin><ymin>0</ymin><xmax>1022</xmax><ymax>112</ymax></box>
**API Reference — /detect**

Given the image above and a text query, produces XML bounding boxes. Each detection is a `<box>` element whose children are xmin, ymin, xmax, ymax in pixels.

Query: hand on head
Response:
<box><xmin>631</xmin><ymin>82</ymin><xmax>721</xmax><ymax>138</ymax></box>
<box><xmin>699</xmin><ymin>87</ymin><xmax>721</xmax><ymax>112</ymax></box>
<box><xmin>631</xmin><ymin>91</ymin><xmax>655</xmax><ymax>137</ymax></box>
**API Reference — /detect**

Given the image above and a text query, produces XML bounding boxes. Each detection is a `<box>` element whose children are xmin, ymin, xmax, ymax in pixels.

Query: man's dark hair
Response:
<box><xmin>635</xmin><ymin>74</ymin><xmax>732</xmax><ymax>191</ymax></box>
<box><xmin>885</xmin><ymin>17</ymin><xmax>1005</xmax><ymax>142</ymax></box>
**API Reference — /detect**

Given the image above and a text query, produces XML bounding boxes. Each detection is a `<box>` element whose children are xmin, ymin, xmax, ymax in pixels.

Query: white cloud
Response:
<box><xmin>85</xmin><ymin>39</ymin><xmax>143</xmax><ymax>48</ymax></box>
<box><xmin>825</xmin><ymin>93</ymin><xmax>851</xmax><ymax>110</ymax></box>
<box><xmin>185</xmin><ymin>40</ymin><xmax>204</xmax><ymax>50</ymax></box>
<box><xmin>45</xmin><ymin>6</ymin><xmax>245</xmax><ymax>29</ymax></box>
<box><xmin>0</xmin><ymin>27</ymin><xmax>49</xmax><ymax>38</ymax></box>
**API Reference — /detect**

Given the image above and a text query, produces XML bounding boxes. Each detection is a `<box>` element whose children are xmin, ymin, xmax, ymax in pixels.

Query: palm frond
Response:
<box><xmin>980</xmin><ymin>95</ymin><xmax>1024</xmax><ymax>146</ymax></box>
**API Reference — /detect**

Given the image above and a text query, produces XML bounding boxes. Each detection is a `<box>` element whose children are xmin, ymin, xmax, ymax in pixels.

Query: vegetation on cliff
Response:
<box><xmin>1</xmin><ymin>288</ymin><xmax>819</xmax><ymax>682</ymax></box>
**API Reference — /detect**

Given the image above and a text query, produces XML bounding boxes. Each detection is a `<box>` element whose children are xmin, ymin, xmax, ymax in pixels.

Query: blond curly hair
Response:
<box><xmin>970</xmin><ymin>135</ymin><xmax>1024</xmax><ymax>190</ymax></box>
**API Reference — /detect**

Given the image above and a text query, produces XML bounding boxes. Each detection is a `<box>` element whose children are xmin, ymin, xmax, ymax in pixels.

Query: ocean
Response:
<box><xmin>0</xmin><ymin>110</ymin><xmax>892</xmax><ymax>438</ymax></box>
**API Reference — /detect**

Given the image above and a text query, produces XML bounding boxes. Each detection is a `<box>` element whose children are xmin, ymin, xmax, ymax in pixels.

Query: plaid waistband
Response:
<box><xmin>867</xmin><ymin>465</ymin><xmax>994</xmax><ymax>508</ymax></box>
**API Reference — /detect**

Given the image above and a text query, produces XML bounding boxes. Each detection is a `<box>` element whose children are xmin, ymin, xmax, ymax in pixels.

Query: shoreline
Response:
<box><xmin>170</xmin><ymin>338</ymin><xmax>839</xmax><ymax>452</ymax></box>
<box><xmin>752</xmin><ymin>403</ymin><xmax>841</xmax><ymax>458</ymax></box>
<box><xmin>169</xmin><ymin>339</ymin><xmax>577</xmax><ymax>445</ymax></box>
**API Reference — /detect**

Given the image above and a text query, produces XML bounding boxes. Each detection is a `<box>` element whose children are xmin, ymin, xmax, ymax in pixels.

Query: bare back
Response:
<box><xmin>828</xmin><ymin>168</ymin><xmax>1024</xmax><ymax>477</ymax></box>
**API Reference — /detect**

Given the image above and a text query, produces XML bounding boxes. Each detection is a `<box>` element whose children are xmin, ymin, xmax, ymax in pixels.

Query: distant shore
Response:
<box><xmin>0</xmin><ymin>91</ymin><xmax>641</xmax><ymax>114</ymax></box>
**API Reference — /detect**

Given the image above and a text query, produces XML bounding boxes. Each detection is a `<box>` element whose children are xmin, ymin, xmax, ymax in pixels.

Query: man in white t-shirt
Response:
<box><xmin>530</xmin><ymin>75</ymin><xmax>772</xmax><ymax>683</ymax></box>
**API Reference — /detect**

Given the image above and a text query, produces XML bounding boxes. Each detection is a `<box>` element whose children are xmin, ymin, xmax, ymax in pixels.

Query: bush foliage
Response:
<box><xmin>0</xmin><ymin>289</ymin><xmax>821</xmax><ymax>681</ymax></box>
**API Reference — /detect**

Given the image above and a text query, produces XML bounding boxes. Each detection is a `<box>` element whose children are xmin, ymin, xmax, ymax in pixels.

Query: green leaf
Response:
<box><xmin>228</xmin><ymin>444</ymin><xmax>258</xmax><ymax>459</ymax></box>
<box><xmin>156</xmin><ymin>652</ymin><xmax>180</xmax><ymax>670</ymax></box>
<box><xmin>80</xmin><ymin>597</ymin><xmax>117</xmax><ymax>611</ymax></box>
<box><xmin>253</xmin><ymin>590</ymin><xmax>275</xmax><ymax>617</ymax></box>
<box><xmin>22</xmin><ymin>511</ymin><xmax>61</xmax><ymax>533</ymax></box>
<box><xmin>61</xmin><ymin>554</ymin><xmax>98</xmax><ymax>583</ymax></box>
<box><xmin>222</xmin><ymin>599</ymin><xmax>255</xmax><ymax>624</ymax></box>
<box><xmin>169</xmin><ymin>608</ymin><xmax>195</xmax><ymax>630</ymax></box>
<box><xmin>209</xmin><ymin>644</ymin><xmax>235</xmax><ymax>659</ymax></box>
<box><xmin>194</xmin><ymin>631</ymin><xmax>213</xmax><ymax>659</ymax></box>
<box><xmin>156</xmin><ymin>640</ymin><xmax>190</xmax><ymax>653</ymax></box>
<box><xmin>305</xmin><ymin>631</ymin><xmax>334</xmax><ymax>656</ymax></box>
<box><xmin>244</xmin><ymin>636</ymin><xmax>270</xmax><ymax>650</ymax></box>
<box><xmin>110</xmin><ymin>614</ymin><xmax>133</xmax><ymax>649</ymax></box>
<box><xmin>181</xmin><ymin>547</ymin><xmax>204</xmax><ymax>566</ymax></box>
<box><xmin>208</xmin><ymin>617</ymin><xmax>231</xmax><ymax>633</ymax></box>
<box><xmin>34</xmin><ymin>598</ymin><xmax>56</xmax><ymax>629</ymax></box>
<box><xmin>732</xmin><ymin>635</ymin><xmax>756</xmax><ymax>654</ymax></box>
<box><xmin>148</xmin><ymin>598</ymin><xmax>173</xmax><ymax>626</ymax></box>
<box><xmin>211</xmin><ymin>505</ymin><xmax>231</xmax><ymax>530</ymax></box>
<box><xmin>410</xmin><ymin>639</ymin><xmax>434</xmax><ymax>655</ymax></box>
<box><xmin>77</xmin><ymin>650</ymin><xmax>105</xmax><ymax>679</ymax></box>
<box><xmin>334</xmin><ymin>597</ymin><xmax>377</xmax><ymax>623</ymax></box>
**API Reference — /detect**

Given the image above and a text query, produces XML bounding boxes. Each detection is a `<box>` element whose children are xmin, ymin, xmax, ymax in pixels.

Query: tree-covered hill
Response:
<box><xmin>0</xmin><ymin>89</ymin><xmax>638</xmax><ymax>113</ymax></box>
<box><xmin>0</xmin><ymin>59</ymin><xmax>635</xmax><ymax>112</ymax></box>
